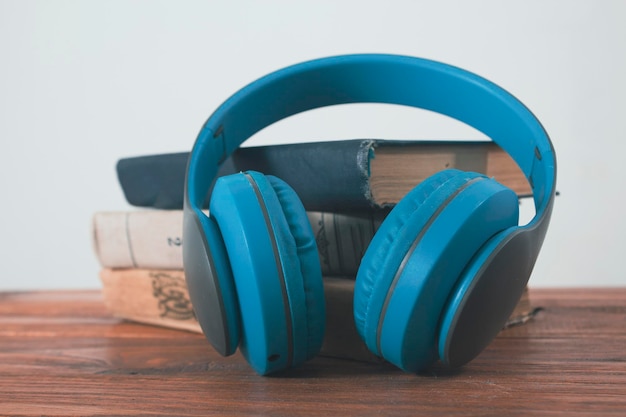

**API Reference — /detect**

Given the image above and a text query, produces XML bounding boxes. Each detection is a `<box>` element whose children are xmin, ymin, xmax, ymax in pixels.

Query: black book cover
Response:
<box><xmin>117</xmin><ymin>139</ymin><xmax>384</xmax><ymax>213</ymax></box>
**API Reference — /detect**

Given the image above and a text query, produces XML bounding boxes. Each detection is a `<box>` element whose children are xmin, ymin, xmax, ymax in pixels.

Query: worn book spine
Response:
<box><xmin>117</xmin><ymin>139</ymin><xmax>530</xmax><ymax>212</ymax></box>
<box><xmin>99</xmin><ymin>268</ymin><xmax>534</xmax><ymax>364</ymax></box>
<box><xmin>92</xmin><ymin>210</ymin><xmax>385</xmax><ymax>276</ymax></box>
<box><xmin>99</xmin><ymin>269</ymin><xmax>379</xmax><ymax>363</ymax></box>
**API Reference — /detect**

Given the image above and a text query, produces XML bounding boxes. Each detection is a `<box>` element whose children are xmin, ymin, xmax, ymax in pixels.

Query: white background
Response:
<box><xmin>1</xmin><ymin>0</ymin><xmax>625</xmax><ymax>290</ymax></box>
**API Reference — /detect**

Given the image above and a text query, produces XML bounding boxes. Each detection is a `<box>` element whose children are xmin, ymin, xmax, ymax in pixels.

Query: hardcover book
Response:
<box><xmin>117</xmin><ymin>139</ymin><xmax>530</xmax><ymax>212</ymax></box>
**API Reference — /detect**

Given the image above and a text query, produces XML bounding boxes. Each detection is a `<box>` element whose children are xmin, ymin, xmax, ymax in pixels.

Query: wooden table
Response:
<box><xmin>0</xmin><ymin>288</ymin><xmax>624</xmax><ymax>416</ymax></box>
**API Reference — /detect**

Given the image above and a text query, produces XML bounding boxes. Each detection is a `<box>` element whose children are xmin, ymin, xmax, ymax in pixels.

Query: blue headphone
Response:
<box><xmin>183</xmin><ymin>54</ymin><xmax>556</xmax><ymax>375</ymax></box>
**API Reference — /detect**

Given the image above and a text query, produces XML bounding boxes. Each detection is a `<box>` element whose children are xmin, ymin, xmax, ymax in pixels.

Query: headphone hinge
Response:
<box><xmin>213</xmin><ymin>124</ymin><xmax>227</xmax><ymax>164</ymax></box>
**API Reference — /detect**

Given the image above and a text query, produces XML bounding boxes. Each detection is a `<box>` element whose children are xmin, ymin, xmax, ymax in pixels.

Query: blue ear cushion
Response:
<box><xmin>354</xmin><ymin>169</ymin><xmax>519</xmax><ymax>372</ymax></box>
<box><xmin>266</xmin><ymin>175</ymin><xmax>325</xmax><ymax>361</ymax></box>
<box><xmin>353</xmin><ymin>169</ymin><xmax>461</xmax><ymax>341</ymax></box>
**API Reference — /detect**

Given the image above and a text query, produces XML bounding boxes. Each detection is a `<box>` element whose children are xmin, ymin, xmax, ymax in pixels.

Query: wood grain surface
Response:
<box><xmin>0</xmin><ymin>288</ymin><xmax>625</xmax><ymax>416</ymax></box>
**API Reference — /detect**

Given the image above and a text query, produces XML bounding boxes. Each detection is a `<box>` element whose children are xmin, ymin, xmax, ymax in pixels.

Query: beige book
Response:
<box><xmin>100</xmin><ymin>268</ymin><xmax>533</xmax><ymax>364</ymax></box>
<box><xmin>92</xmin><ymin>210</ymin><xmax>386</xmax><ymax>276</ymax></box>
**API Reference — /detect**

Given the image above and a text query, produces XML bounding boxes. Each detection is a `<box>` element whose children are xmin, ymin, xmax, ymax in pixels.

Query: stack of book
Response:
<box><xmin>91</xmin><ymin>139</ymin><xmax>534</xmax><ymax>363</ymax></box>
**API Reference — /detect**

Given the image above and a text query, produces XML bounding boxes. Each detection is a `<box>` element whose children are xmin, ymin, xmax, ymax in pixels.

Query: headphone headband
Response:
<box><xmin>186</xmin><ymin>54</ymin><xmax>555</xmax><ymax>219</ymax></box>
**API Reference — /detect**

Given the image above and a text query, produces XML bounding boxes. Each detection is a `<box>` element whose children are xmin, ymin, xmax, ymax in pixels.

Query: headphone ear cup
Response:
<box><xmin>353</xmin><ymin>169</ymin><xmax>519</xmax><ymax>372</ymax></box>
<box><xmin>209</xmin><ymin>171</ymin><xmax>324</xmax><ymax>375</ymax></box>
<box><xmin>183</xmin><ymin>210</ymin><xmax>241</xmax><ymax>358</ymax></box>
